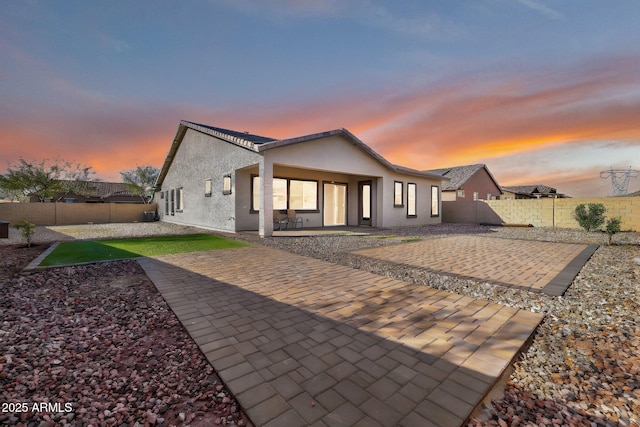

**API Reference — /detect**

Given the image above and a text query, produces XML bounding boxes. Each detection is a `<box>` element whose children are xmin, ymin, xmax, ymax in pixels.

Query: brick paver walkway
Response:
<box><xmin>354</xmin><ymin>236</ymin><xmax>598</xmax><ymax>295</ymax></box>
<box><xmin>139</xmin><ymin>246</ymin><xmax>543</xmax><ymax>426</ymax></box>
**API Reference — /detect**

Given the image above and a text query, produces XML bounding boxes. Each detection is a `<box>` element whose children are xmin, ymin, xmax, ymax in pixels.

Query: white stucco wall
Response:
<box><xmin>264</xmin><ymin>135</ymin><xmax>443</xmax><ymax>228</ymax></box>
<box><xmin>156</xmin><ymin>129</ymin><xmax>261</xmax><ymax>232</ymax></box>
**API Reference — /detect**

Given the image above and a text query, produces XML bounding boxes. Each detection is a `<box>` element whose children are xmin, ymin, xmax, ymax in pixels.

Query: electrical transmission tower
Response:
<box><xmin>599</xmin><ymin>167</ymin><xmax>640</xmax><ymax>196</ymax></box>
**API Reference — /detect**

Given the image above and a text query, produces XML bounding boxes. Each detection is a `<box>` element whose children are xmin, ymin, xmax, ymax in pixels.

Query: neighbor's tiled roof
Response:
<box><xmin>425</xmin><ymin>164</ymin><xmax>499</xmax><ymax>191</ymax></box>
<box><xmin>502</xmin><ymin>185</ymin><xmax>557</xmax><ymax>195</ymax></box>
<box><xmin>61</xmin><ymin>181</ymin><xmax>137</xmax><ymax>198</ymax></box>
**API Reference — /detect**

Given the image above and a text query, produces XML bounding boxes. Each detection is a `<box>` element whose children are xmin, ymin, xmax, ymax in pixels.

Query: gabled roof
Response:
<box><xmin>502</xmin><ymin>185</ymin><xmax>557</xmax><ymax>196</ymax></box>
<box><xmin>185</xmin><ymin>121</ymin><xmax>277</xmax><ymax>145</ymax></box>
<box><xmin>425</xmin><ymin>164</ymin><xmax>502</xmax><ymax>193</ymax></box>
<box><xmin>156</xmin><ymin>121</ymin><xmax>446</xmax><ymax>187</ymax></box>
<box><xmin>156</xmin><ymin>120</ymin><xmax>277</xmax><ymax>187</ymax></box>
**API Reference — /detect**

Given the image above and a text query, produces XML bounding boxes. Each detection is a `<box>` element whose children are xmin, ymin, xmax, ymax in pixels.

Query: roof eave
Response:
<box><xmin>258</xmin><ymin>128</ymin><xmax>448</xmax><ymax>181</ymax></box>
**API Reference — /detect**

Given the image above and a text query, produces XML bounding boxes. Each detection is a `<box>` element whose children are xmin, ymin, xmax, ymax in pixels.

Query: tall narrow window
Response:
<box><xmin>431</xmin><ymin>185</ymin><xmax>440</xmax><ymax>217</ymax></box>
<box><xmin>177</xmin><ymin>187</ymin><xmax>184</xmax><ymax>211</ymax></box>
<box><xmin>223</xmin><ymin>175</ymin><xmax>232</xmax><ymax>195</ymax></box>
<box><xmin>252</xmin><ymin>176</ymin><xmax>260</xmax><ymax>211</ymax></box>
<box><xmin>394</xmin><ymin>181</ymin><xmax>403</xmax><ymax>207</ymax></box>
<box><xmin>205</xmin><ymin>179</ymin><xmax>212</xmax><ymax>197</ymax></box>
<box><xmin>170</xmin><ymin>189</ymin><xmax>175</xmax><ymax>215</ymax></box>
<box><xmin>164</xmin><ymin>191</ymin><xmax>169</xmax><ymax>215</ymax></box>
<box><xmin>273</xmin><ymin>178</ymin><xmax>287</xmax><ymax>209</ymax></box>
<box><xmin>407</xmin><ymin>183</ymin><xmax>417</xmax><ymax>217</ymax></box>
<box><xmin>473</xmin><ymin>192</ymin><xmax>479</xmax><ymax>201</ymax></box>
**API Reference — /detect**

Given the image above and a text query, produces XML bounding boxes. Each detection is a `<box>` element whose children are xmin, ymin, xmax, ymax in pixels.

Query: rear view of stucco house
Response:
<box><xmin>154</xmin><ymin>120</ymin><xmax>446</xmax><ymax>236</ymax></box>
<box><xmin>425</xmin><ymin>164</ymin><xmax>502</xmax><ymax>202</ymax></box>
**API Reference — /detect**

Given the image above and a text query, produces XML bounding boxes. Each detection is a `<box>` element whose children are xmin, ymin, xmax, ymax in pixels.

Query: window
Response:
<box><xmin>407</xmin><ymin>183</ymin><xmax>417</xmax><ymax>217</ymax></box>
<box><xmin>251</xmin><ymin>175</ymin><xmax>318</xmax><ymax>211</ymax></box>
<box><xmin>431</xmin><ymin>185</ymin><xmax>440</xmax><ymax>217</ymax></box>
<box><xmin>170</xmin><ymin>189</ymin><xmax>175</xmax><ymax>215</ymax></box>
<box><xmin>223</xmin><ymin>175</ymin><xmax>232</xmax><ymax>195</ymax></box>
<box><xmin>273</xmin><ymin>178</ymin><xmax>288</xmax><ymax>209</ymax></box>
<box><xmin>487</xmin><ymin>193</ymin><xmax>493</xmax><ymax>201</ymax></box>
<box><xmin>473</xmin><ymin>192</ymin><xmax>479</xmax><ymax>201</ymax></box>
<box><xmin>177</xmin><ymin>187</ymin><xmax>184</xmax><ymax>211</ymax></box>
<box><xmin>205</xmin><ymin>179</ymin><xmax>212</xmax><ymax>197</ymax></box>
<box><xmin>289</xmin><ymin>179</ymin><xmax>318</xmax><ymax>210</ymax></box>
<box><xmin>164</xmin><ymin>191</ymin><xmax>169</xmax><ymax>215</ymax></box>
<box><xmin>457</xmin><ymin>189</ymin><xmax>465</xmax><ymax>198</ymax></box>
<box><xmin>394</xmin><ymin>181</ymin><xmax>403</xmax><ymax>207</ymax></box>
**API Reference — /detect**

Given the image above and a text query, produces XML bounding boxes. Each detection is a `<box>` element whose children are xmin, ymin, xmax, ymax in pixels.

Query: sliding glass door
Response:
<box><xmin>323</xmin><ymin>182</ymin><xmax>347</xmax><ymax>226</ymax></box>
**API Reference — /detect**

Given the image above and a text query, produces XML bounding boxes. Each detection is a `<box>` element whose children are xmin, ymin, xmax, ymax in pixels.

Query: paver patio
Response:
<box><xmin>353</xmin><ymin>236</ymin><xmax>598</xmax><ymax>296</ymax></box>
<box><xmin>139</xmin><ymin>245</ymin><xmax>543</xmax><ymax>426</ymax></box>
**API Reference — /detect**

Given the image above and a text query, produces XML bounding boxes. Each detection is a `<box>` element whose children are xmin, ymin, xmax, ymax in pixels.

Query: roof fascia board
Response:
<box><xmin>180</xmin><ymin>121</ymin><xmax>261</xmax><ymax>151</ymax></box>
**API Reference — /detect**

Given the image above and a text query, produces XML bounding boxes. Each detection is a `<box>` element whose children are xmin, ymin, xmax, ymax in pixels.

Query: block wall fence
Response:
<box><xmin>0</xmin><ymin>203</ymin><xmax>157</xmax><ymax>226</ymax></box>
<box><xmin>443</xmin><ymin>197</ymin><xmax>639</xmax><ymax>232</ymax></box>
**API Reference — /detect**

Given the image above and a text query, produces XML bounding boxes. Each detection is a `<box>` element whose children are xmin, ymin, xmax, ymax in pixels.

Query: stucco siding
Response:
<box><xmin>265</xmin><ymin>135</ymin><xmax>388</xmax><ymax>177</ymax></box>
<box><xmin>458</xmin><ymin>169</ymin><xmax>501</xmax><ymax>200</ymax></box>
<box><xmin>157</xmin><ymin>129</ymin><xmax>260</xmax><ymax>232</ymax></box>
<box><xmin>381</xmin><ymin>174</ymin><xmax>442</xmax><ymax>227</ymax></box>
<box><xmin>264</xmin><ymin>136</ymin><xmax>443</xmax><ymax>228</ymax></box>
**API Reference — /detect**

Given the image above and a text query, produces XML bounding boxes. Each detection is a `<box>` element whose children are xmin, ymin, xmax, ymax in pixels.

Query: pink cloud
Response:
<box><xmin>2</xmin><ymin>53</ymin><xmax>639</xmax><ymax>191</ymax></box>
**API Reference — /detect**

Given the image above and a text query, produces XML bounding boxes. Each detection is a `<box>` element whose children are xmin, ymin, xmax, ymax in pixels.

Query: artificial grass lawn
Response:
<box><xmin>40</xmin><ymin>234</ymin><xmax>249</xmax><ymax>266</ymax></box>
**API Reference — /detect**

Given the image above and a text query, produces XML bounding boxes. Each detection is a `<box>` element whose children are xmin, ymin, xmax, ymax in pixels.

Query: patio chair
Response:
<box><xmin>287</xmin><ymin>209</ymin><xmax>303</xmax><ymax>229</ymax></box>
<box><xmin>273</xmin><ymin>210</ymin><xmax>288</xmax><ymax>231</ymax></box>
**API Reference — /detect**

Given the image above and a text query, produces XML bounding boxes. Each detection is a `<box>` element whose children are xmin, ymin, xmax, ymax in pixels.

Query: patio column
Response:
<box><xmin>258</xmin><ymin>156</ymin><xmax>274</xmax><ymax>237</ymax></box>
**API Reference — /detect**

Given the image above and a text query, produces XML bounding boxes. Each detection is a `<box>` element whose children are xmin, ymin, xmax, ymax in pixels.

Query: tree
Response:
<box><xmin>120</xmin><ymin>165</ymin><xmax>160</xmax><ymax>204</ymax></box>
<box><xmin>0</xmin><ymin>158</ymin><xmax>95</xmax><ymax>202</ymax></box>
<box><xmin>605</xmin><ymin>217</ymin><xmax>622</xmax><ymax>245</ymax></box>
<box><xmin>14</xmin><ymin>220</ymin><xmax>35</xmax><ymax>247</ymax></box>
<box><xmin>573</xmin><ymin>203</ymin><xmax>606</xmax><ymax>232</ymax></box>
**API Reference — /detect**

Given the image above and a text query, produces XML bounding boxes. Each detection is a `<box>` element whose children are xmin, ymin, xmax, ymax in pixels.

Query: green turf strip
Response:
<box><xmin>40</xmin><ymin>234</ymin><xmax>249</xmax><ymax>266</ymax></box>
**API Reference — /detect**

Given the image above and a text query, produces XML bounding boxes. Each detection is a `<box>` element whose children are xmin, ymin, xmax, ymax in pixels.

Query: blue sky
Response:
<box><xmin>2</xmin><ymin>0</ymin><xmax>639</xmax><ymax>196</ymax></box>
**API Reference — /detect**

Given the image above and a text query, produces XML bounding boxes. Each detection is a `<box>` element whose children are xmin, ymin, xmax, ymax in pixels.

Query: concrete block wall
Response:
<box><xmin>552</xmin><ymin>197</ymin><xmax>639</xmax><ymax>231</ymax></box>
<box><xmin>444</xmin><ymin>197</ymin><xmax>639</xmax><ymax>231</ymax></box>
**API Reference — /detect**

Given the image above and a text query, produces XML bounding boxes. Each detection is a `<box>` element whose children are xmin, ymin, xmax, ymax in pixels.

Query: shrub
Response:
<box><xmin>574</xmin><ymin>203</ymin><xmax>606</xmax><ymax>232</ymax></box>
<box><xmin>605</xmin><ymin>217</ymin><xmax>622</xmax><ymax>245</ymax></box>
<box><xmin>13</xmin><ymin>220</ymin><xmax>35</xmax><ymax>247</ymax></box>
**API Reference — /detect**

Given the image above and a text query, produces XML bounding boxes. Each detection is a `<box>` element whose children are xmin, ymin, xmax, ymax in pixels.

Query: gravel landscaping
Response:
<box><xmin>1</xmin><ymin>238</ymin><xmax>250</xmax><ymax>426</ymax></box>
<box><xmin>2</xmin><ymin>222</ymin><xmax>639</xmax><ymax>426</ymax></box>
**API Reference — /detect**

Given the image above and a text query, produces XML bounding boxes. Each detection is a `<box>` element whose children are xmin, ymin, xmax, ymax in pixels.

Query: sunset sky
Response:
<box><xmin>2</xmin><ymin>1</ymin><xmax>639</xmax><ymax>197</ymax></box>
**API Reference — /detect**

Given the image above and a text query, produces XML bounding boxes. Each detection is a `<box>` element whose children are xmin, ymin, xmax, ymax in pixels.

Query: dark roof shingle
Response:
<box><xmin>425</xmin><ymin>164</ymin><xmax>490</xmax><ymax>191</ymax></box>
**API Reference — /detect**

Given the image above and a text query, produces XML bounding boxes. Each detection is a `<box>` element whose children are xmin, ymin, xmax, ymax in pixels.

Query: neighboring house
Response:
<box><xmin>501</xmin><ymin>185</ymin><xmax>567</xmax><ymax>199</ymax></box>
<box><xmin>29</xmin><ymin>181</ymin><xmax>146</xmax><ymax>203</ymax></box>
<box><xmin>154</xmin><ymin>120</ymin><xmax>446</xmax><ymax>236</ymax></box>
<box><xmin>425</xmin><ymin>164</ymin><xmax>502</xmax><ymax>202</ymax></box>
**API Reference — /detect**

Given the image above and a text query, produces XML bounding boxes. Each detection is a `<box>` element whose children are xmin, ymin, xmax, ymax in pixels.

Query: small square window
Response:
<box><xmin>223</xmin><ymin>175</ymin><xmax>232</xmax><ymax>195</ymax></box>
<box><xmin>457</xmin><ymin>189</ymin><xmax>465</xmax><ymax>198</ymax></box>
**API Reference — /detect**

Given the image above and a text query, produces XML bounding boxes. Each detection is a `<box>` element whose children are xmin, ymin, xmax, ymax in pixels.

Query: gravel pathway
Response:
<box><xmin>1</xmin><ymin>222</ymin><xmax>639</xmax><ymax>426</ymax></box>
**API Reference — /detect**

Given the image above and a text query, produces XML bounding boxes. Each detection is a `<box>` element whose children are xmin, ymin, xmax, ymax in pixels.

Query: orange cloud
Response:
<box><xmin>2</xmin><ymin>54</ymin><xmax>639</xmax><ymax>191</ymax></box>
